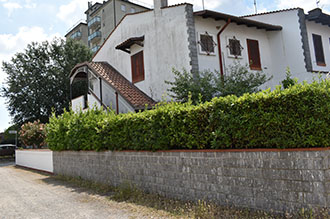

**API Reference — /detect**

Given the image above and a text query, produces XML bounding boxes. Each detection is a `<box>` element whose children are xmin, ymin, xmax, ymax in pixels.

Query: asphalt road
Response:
<box><xmin>0</xmin><ymin>160</ymin><xmax>167</xmax><ymax>219</ymax></box>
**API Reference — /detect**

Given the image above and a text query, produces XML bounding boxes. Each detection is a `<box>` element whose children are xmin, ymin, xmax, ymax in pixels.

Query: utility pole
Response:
<box><xmin>254</xmin><ymin>0</ymin><xmax>257</xmax><ymax>14</ymax></box>
<box><xmin>316</xmin><ymin>0</ymin><xmax>320</xmax><ymax>8</ymax></box>
<box><xmin>202</xmin><ymin>0</ymin><xmax>205</xmax><ymax>10</ymax></box>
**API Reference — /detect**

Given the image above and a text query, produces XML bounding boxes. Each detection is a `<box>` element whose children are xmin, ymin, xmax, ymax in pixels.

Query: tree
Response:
<box><xmin>1</xmin><ymin>38</ymin><xmax>92</xmax><ymax>125</ymax></box>
<box><xmin>166</xmin><ymin>62</ymin><xmax>272</xmax><ymax>104</ymax></box>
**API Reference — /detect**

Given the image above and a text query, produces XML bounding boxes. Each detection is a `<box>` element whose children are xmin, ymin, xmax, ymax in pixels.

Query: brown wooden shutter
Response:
<box><xmin>247</xmin><ymin>39</ymin><xmax>261</xmax><ymax>70</ymax></box>
<box><xmin>312</xmin><ymin>34</ymin><xmax>326</xmax><ymax>66</ymax></box>
<box><xmin>131</xmin><ymin>51</ymin><xmax>145</xmax><ymax>83</ymax></box>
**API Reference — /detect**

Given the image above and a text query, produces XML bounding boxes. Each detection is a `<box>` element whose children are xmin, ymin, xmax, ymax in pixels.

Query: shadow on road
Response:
<box><xmin>0</xmin><ymin>157</ymin><xmax>15</xmax><ymax>167</ymax></box>
<box><xmin>41</xmin><ymin>175</ymin><xmax>114</xmax><ymax>198</ymax></box>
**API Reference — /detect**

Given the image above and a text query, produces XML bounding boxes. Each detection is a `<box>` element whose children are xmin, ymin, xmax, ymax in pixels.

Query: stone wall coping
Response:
<box><xmin>17</xmin><ymin>149</ymin><xmax>52</xmax><ymax>152</ymax></box>
<box><xmin>53</xmin><ymin>147</ymin><xmax>329</xmax><ymax>153</ymax></box>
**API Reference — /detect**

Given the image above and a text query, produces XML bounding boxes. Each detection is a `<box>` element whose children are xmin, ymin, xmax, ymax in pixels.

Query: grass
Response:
<box><xmin>52</xmin><ymin>175</ymin><xmax>329</xmax><ymax>219</ymax></box>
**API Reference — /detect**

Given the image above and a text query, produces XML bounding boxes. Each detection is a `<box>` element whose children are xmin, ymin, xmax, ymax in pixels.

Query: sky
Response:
<box><xmin>0</xmin><ymin>0</ymin><xmax>329</xmax><ymax>132</ymax></box>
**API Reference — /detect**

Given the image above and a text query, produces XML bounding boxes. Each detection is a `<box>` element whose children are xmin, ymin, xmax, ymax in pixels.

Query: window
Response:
<box><xmin>131</xmin><ymin>51</ymin><xmax>145</xmax><ymax>83</ymax></box>
<box><xmin>121</xmin><ymin>4</ymin><xmax>126</xmax><ymax>12</ymax></box>
<box><xmin>131</xmin><ymin>7</ymin><xmax>136</xmax><ymax>13</ymax></box>
<box><xmin>227</xmin><ymin>36</ymin><xmax>243</xmax><ymax>58</ymax></box>
<box><xmin>199</xmin><ymin>33</ymin><xmax>215</xmax><ymax>55</ymax></box>
<box><xmin>247</xmin><ymin>39</ymin><xmax>261</xmax><ymax>70</ymax></box>
<box><xmin>312</xmin><ymin>34</ymin><xmax>325</xmax><ymax>66</ymax></box>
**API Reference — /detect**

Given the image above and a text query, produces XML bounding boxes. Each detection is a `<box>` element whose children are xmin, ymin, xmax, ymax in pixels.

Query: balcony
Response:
<box><xmin>88</xmin><ymin>31</ymin><xmax>101</xmax><ymax>44</ymax></box>
<box><xmin>88</xmin><ymin>16</ymin><xmax>101</xmax><ymax>30</ymax></box>
<box><xmin>70</xmin><ymin>31</ymin><xmax>82</xmax><ymax>40</ymax></box>
<box><xmin>91</xmin><ymin>45</ymin><xmax>100</xmax><ymax>53</ymax></box>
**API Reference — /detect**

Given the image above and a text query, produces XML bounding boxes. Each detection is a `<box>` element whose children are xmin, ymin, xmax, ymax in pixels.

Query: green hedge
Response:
<box><xmin>47</xmin><ymin>80</ymin><xmax>330</xmax><ymax>151</ymax></box>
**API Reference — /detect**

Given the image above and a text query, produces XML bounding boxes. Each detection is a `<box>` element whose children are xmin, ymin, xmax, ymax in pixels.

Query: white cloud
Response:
<box><xmin>276</xmin><ymin>0</ymin><xmax>330</xmax><ymax>13</ymax></box>
<box><xmin>24</xmin><ymin>0</ymin><xmax>36</xmax><ymax>9</ymax></box>
<box><xmin>0</xmin><ymin>26</ymin><xmax>61</xmax><ymax>132</ymax></box>
<box><xmin>57</xmin><ymin>0</ymin><xmax>102</xmax><ymax>29</ymax></box>
<box><xmin>3</xmin><ymin>2</ymin><xmax>22</xmax><ymax>16</ymax></box>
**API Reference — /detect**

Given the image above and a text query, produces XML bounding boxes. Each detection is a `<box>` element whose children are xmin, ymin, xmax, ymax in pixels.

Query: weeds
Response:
<box><xmin>53</xmin><ymin>175</ymin><xmax>329</xmax><ymax>219</ymax></box>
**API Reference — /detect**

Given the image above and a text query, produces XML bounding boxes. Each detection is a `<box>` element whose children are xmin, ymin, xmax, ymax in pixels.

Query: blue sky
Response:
<box><xmin>0</xmin><ymin>0</ymin><xmax>329</xmax><ymax>132</ymax></box>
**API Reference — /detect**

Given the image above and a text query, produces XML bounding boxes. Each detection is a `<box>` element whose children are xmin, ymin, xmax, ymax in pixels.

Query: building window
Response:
<box><xmin>227</xmin><ymin>36</ymin><xmax>243</xmax><ymax>58</ymax></box>
<box><xmin>199</xmin><ymin>33</ymin><xmax>216</xmax><ymax>55</ymax></box>
<box><xmin>312</xmin><ymin>34</ymin><xmax>326</xmax><ymax>66</ymax></box>
<box><xmin>131</xmin><ymin>51</ymin><xmax>145</xmax><ymax>83</ymax></box>
<box><xmin>247</xmin><ymin>39</ymin><xmax>261</xmax><ymax>70</ymax></box>
<box><xmin>131</xmin><ymin>7</ymin><xmax>136</xmax><ymax>13</ymax></box>
<box><xmin>121</xmin><ymin>4</ymin><xmax>126</xmax><ymax>12</ymax></box>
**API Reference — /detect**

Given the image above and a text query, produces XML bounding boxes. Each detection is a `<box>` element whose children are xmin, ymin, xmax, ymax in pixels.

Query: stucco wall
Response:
<box><xmin>246</xmin><ymin>10</ymin><xmax>322</xmax><ymax>85</ymax></box>
<box><xmin>194</xmin><ymin>16</ymin><xmax>274</xmax><ymax>90</ymax></box>
<box><xmin>53</xmin><ymin>149</ymin><xmax>329</xmax><ymax>213</ymax></box>
<box><xmin>93</xmin><ymin>5</ymin><xmax>192</xmax><ymax>101</ymax></box>
<box><xmin>16</xmin><ymin>150</ymin><xmax>53</xmax><ymax>173</ymax></box>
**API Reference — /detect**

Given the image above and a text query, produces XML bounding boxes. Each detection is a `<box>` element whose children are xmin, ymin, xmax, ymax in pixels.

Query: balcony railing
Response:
<box><xmin>91</xmin><ymin>45</ymin><xmax>100</xmax><ymax>53</ymax></box>
<box><xmin>70</xmin><ymin>31</ymin><xmax>82</xmax><ymax>40</ymax></box>
<box><xmin>88</xmin><ymin>31</ymin><xmax>101</xmax><ymax>43</ymax></box>
<box><xmin>88</xmin><ymin>16</ymin><xmax>101</xmax><ymax>29</ymax></box>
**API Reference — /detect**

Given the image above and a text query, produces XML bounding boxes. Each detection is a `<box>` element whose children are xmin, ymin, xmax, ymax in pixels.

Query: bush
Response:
<box><xmin>165</xmin><ymin>63</ymin><xmax>272</xmax><ymax>104</ymax></box>
<box><xmin>47</xmin><ymin>79</ymin><xmax>330</xmax><ymax>151</ymax></box>
<box><xmin>19</xmin><ymin>120</ymin><xmax>46</xmax><ymax>148</ymax></box>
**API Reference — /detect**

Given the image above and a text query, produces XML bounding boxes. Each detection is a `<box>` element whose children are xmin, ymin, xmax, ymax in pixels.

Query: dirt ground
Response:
<box><xmin>0</xmin><ymin>159</ymin><xmax>175</xmax><ymax>219</ymax></box>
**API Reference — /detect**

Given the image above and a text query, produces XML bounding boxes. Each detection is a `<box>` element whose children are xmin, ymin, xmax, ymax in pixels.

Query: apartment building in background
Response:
<box><xmin>65</xmin><ymin>0</ymin><xmax>149</xmax><ymax>53</ymax></box>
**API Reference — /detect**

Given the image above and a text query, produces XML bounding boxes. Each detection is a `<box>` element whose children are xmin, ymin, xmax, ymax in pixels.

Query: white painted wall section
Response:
<box><xmin>194</xmin><ymin>16</ymin><xmax>274</xmax><ymax>90</ymax></box>
<box><xmin>246</xmin><ymin>9</ymin><xmax>321</xmax><ymax>84</ymax></box>
<box><xmin>16</xmin><ymin>150</ymin><xmax>53</xmax><ymax>173</ymax></box>
<box><xmin>94</xmin><ymin>5</ymin><xmax>191</xmax><ymax>101</ymax></box>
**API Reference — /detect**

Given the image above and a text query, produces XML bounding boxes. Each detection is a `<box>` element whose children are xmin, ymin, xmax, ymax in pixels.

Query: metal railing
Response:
<box><xmin>88</xmin><ymin>16</ymin><xmax>101</xmax><ymax>28</ymax></box>
<box><xmin>70</xmin><ymin>31</ymin><xmax>82</xmax><ymax>40</ymax></box>
<box><xmin>88</xmin><ymin>31</ymin><xmax>102</xmax><ymax>42</ymax></box>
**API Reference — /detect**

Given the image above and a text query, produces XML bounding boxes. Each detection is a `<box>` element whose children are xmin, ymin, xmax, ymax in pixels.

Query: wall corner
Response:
<box><xmin>297</xmin><ymin>8</ymin><xmax>313</xmax><ymax>72</ymax></box>
<box><xmin>185</xmin><ymin>4</ymin><xmax>199</xmax><ymax>74</ymax></box>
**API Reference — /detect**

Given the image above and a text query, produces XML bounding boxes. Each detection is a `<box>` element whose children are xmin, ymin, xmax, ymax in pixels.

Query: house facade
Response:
<box><xmin>70</xmin><ymin>0</ymin><xmax>330</xmax><ymax>113</ymax></box>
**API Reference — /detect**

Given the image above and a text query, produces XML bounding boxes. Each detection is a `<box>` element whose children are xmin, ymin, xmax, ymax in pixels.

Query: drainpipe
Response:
<box><xmin>115</xmin><ymin>92</ymin><xmax>119</xmax><ymax>114</ymax></box>
<box><xmin>217</xmin><ymin>19</ymin><xmax>231</xmax><ymax>76</ymax></box>
<box><xmin>99</xmin><ymin>77</ymin><xmax>103</xmax><ymax>105</ymax></box>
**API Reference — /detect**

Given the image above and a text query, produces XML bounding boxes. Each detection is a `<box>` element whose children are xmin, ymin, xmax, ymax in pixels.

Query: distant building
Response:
<box><xmin>65</xmin><ymin>22</ymin><xmax>88</xmax><ymax>46</ymax></box>
<box><xmin>65</xmin><ymin>0</ymin><xmax>149</xmax><ymax>53</ymax></box>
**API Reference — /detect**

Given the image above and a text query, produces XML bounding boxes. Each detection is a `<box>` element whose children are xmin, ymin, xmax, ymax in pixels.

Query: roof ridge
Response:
<box><xmin>241</xmin><ymin>7</ymin><xmax>301</xmax><ymax>18</ymax></box>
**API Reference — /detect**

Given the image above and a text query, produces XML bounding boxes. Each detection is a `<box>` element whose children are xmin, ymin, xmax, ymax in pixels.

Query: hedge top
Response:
<box><xmin>47</xmin><ymin>79</ymin><xmax>330</xmax><ymax>151</ymax></box>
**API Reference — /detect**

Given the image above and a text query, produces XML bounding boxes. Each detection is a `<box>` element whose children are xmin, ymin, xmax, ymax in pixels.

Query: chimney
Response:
<box><xmin>153</xmin><ymin>0</ymin><xmax>168</xmax><ymax>10</ymax></box>
<box><xmin>88</xmin><ymin>1</ymin><xmax>92</xmax><ymax>9</ymax></box>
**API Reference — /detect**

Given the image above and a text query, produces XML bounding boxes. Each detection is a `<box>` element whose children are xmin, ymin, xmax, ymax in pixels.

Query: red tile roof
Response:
<box><xmin>71</xmin><ymin>62</ymin><xmax>156</xmax><ymax>110</ymax></box>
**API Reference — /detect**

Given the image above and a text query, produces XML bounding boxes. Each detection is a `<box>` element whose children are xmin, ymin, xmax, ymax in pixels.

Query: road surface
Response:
<box><xmin>0</xmin><ymin>160</ymin><xmax>171</xmax><ymax>219</ymax></box>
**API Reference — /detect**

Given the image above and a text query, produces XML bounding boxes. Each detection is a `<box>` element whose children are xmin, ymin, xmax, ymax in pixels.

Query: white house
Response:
<box><xmin>70</xmin><ymin>0</ymin><xmax>330</xmax><ymax>113</ymax></box>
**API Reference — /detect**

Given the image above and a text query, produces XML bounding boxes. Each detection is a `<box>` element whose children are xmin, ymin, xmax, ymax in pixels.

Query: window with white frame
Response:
<box><xmin>226</xmin><ymin>36</ymin><xmax>243</xmax><ymax>58</ymax></box>
<box><xmin>198</xmin><ymin>32</ymin><xmax>216</xmax><ymax>55</ymax></box>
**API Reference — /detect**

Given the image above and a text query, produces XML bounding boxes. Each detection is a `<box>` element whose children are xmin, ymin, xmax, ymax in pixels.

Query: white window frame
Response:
<box><xmin>226</xmin><ymin>36</ymin><xmax>243</xmax><ymax>59</ymax></box>
<box><xmin>198</xmin><ymin>32</ymin><xmax>216</xmax><ymax>56</ymax></box>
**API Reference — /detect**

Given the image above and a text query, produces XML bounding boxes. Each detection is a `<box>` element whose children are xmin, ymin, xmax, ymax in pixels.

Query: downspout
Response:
<box><xmin>99</xmin><ymin>77</ymin><xmax>103</xmax><ymax>105</ymax></box>
<box><xmin>113</xmin><ymin>0</ymin><xmax>116</xmax><ymax>26</ymax></box>
<box><xmin>217</xmin><ymin>19</ymin><xmax>231</xmax><ymax>76</ymax></box>
<box><xmin>115</xmin><ymin>91</ymin><xmax>119</xmax><ymax>114</ymax></box>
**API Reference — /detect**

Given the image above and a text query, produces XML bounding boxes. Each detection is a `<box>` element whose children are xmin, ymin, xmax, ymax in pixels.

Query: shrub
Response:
<box><xmin>47</xmin><ymin>79</ymin><xmax>330</xmax><ymax>151</ymax></box>
<box><xmin>19</xmin><ymin>120</ymin><xmax>46</xmax><ymax>148</ymax></box>
<box><xmin>165</xmin><ymin>63</ymin><xmax>272</xmax><ymax>104</ymax></box>
<box><xmin>281</xmin><ymin>67</ymin><xmax>297</xmax><ymax>89</ymax></box>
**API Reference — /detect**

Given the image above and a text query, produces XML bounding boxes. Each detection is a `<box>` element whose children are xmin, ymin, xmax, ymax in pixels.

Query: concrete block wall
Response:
<box><xmin>53</xmin><ymin>149</ymin><xmax>329</xmax><ymax>213</ymax></box>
